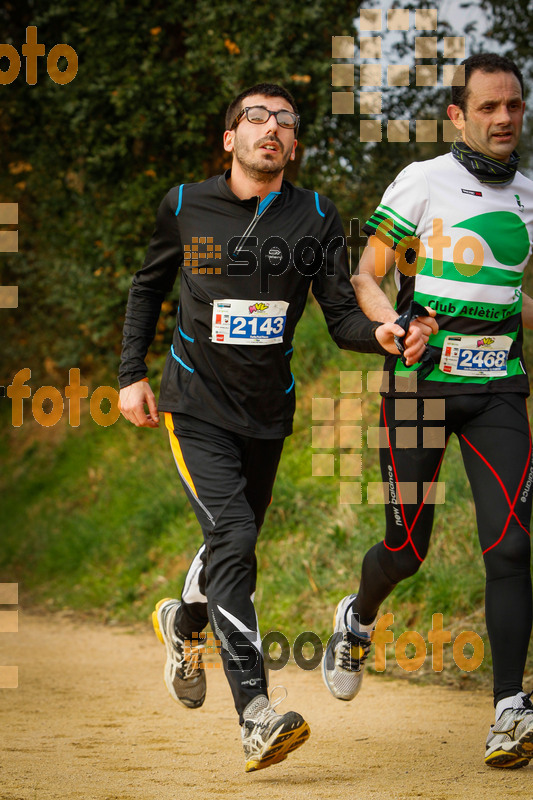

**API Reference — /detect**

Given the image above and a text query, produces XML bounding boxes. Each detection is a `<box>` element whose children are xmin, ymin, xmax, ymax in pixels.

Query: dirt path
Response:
<box><xmin>1</xmin><ymin>613</ymin><xmax>531</xmax><ymax>800</ymax></box>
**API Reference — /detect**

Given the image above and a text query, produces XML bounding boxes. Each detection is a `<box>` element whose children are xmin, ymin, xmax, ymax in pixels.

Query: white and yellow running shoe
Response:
<box><xmin>321</xmin><ymin>594</ymin><xmax>372</xmax><ymax>701</ymax></box>
<box><xmin>152</xmin><ymin>597</ymin><xmax>207</xmax><ymax>709</ymax></box>
<box><xmin>485</xmin><ymin>691</ymin><xmax>533</xmax><ymax>768</ymax></box>
<box><xmin>241</xmin><ymin>688</ymin><xmax>310</xmax><ymax>772</ymax></box>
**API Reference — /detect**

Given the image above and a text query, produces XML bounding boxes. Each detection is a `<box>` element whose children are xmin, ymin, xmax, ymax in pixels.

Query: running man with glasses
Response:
<box><xmin>118</xmin><ymin>83</ymin><xmax>433</xmax><ymax>771</ymax></box>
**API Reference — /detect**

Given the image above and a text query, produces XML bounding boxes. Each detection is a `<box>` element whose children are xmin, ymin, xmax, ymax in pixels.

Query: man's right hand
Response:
<box><xmin>119</xmin><ymin>380</ymin><xmax>160</xmax><ymax>428</ymax></box>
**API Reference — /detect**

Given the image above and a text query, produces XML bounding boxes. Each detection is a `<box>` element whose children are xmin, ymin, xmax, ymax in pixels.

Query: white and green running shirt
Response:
<box><xmin>364</xmin><ymin>152</ymin><xmax>533</xmax><ymax>396</ymax></box>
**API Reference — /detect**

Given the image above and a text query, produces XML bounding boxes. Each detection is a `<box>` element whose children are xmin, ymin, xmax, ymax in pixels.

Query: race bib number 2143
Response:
<box><xmin>212</xmin><ymin>299</ymin><xmax>289</xmax><ymax>345</ymax></box>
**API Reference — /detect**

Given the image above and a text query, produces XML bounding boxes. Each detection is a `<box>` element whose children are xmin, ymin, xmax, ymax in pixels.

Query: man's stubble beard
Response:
<box><xmin>232</xmin><ymin>136</ymin><xmax>292</xmax><ymax>183</ymax></box>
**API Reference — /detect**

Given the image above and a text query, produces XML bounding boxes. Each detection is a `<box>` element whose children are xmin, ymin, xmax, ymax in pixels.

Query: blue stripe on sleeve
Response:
<box><xmin>314</xmin><ymin>192</ymin><xmax>325</xmax><ymax>218</ymax></box>
<box><xmin>175</xmin><ymin>184</ymin><xmax>184</xmax><ymax>216</ymax></box>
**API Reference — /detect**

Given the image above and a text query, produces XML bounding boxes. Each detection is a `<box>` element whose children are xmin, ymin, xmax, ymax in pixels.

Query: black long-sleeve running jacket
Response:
<box><xmin>119</xmin><ymin>172</ymin><xmax>386</xmax><ymax>438</ymax></box>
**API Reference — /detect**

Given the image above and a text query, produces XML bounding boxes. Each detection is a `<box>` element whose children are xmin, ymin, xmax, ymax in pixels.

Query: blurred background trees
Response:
<box><xmin>0</xmin><ymin>0</ymin><xmax>530</xmax><ymax>384</ymax></box>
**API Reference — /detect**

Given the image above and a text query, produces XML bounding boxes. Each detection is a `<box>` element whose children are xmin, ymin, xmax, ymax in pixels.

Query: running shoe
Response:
<box><xmin>241</xmin><ymin>688</ymin><xmax>310</xmax><ymax>772</ymax></box>
<box><xmin>485</xmin><ymin>691</ymin><xmax>533</xmax><ymax>768</ymax></box>
<box><xmin>152</xmin><ymin>597</ymin><xmax>207</xmax><ymax>709</ymax></box>
<box><xmin>322</xmin><ymin>594</ymin><xmax>372</xmax><ymax>701</ymax></box>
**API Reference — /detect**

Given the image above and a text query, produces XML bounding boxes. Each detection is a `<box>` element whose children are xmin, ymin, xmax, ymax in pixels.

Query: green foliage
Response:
<box><xmin>0</xmin><ymin>0</ymin><xmax>469</xmax><ymax>383</ymax></box>
<box><xmin>479</xmin><ymin>0</ymin><xmax>533</xmax><ymax>78</ymax></box>
<box><xmin>0</xmin><ymin>0</ymin><xmax>375</xmax><ymax>381</ymax></box>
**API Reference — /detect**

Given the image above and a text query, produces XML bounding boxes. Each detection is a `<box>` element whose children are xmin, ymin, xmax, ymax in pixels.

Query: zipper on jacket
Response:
<box><xmin>233</xmin><ymin>192</ymin><xmax>280</xmax><ymax>254</ymax></box>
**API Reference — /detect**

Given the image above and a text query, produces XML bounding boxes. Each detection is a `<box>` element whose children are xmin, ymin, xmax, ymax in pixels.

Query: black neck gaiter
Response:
<box><xmin>451</xmin><ymin>140</ymin><xmax>519</xmax><ymax>185</ymax></box>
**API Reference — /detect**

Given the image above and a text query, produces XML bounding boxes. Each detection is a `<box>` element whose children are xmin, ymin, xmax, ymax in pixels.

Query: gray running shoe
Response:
<box><xmin>485</xmin><ymin>691</ymin><xmax>533</xmax><ymax>768</ymax></box>
<box><xmin>322</xmin><ymin>594</ymin><xmax>372</xmax><ymax>701</ymax></box>
<box><xmin>241</xmin><ymin>688</ymin><xmax>310</xmax><ymax>772</ymax></box>
<box><xmin>152</xmin><ymin>597</ymin><xmax>206</xmax><ymax>709</ymax></box>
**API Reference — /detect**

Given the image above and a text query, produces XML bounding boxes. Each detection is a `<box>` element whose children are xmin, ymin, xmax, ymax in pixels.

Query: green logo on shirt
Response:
<box><xmin>453</xmin><ymin>211</ymin><xmax>530</xmax><ymax>267</ymax></box>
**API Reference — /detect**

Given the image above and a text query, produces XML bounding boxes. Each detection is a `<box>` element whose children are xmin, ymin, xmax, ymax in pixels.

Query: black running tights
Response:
<box><xmin>353</xmin><ymin>393</ymin><xmax>533</xmax><ymax>705</ymax></box>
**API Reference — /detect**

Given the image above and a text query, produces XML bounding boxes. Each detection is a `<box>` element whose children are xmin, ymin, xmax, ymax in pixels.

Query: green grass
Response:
<box><xmin>1</xmin><ymin>296</ymin><xmax>532</xmax><ymax>688</ymax></box>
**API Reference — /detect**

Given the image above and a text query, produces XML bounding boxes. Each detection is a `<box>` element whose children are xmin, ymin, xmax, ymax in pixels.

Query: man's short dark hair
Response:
<box><xmin>451</xmin><ymin>53</ymin><xmax>524</xmax><ymax>114</ymax></box>
<box><xmin>225</xmin><ymin>83</ymin><xmax>299</xmax><ymax>131</ymax></box>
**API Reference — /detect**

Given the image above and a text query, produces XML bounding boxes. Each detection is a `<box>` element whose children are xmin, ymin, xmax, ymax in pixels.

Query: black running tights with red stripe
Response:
<box><xmin>353</xmin><ymin>393</ymin><xmax>533</xmax><ymax>705</ymax></box>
